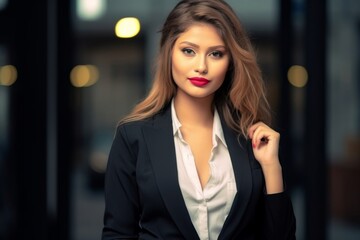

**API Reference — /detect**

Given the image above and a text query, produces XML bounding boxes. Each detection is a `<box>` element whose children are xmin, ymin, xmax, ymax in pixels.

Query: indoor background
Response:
<box><xmin>0</xmin><ymin>0</ymin><xmax>359</xmax><ymax>239</ymax></box>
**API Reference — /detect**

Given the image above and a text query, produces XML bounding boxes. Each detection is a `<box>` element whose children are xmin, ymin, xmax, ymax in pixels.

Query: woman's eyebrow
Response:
<box><xmin>179</xmin><ymin>41</ymin><xmax>226</xmax><ymax>50</ymax></box>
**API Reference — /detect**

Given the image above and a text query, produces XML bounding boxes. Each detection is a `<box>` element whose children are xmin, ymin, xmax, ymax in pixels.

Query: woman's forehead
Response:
<box><xmin>175</xmin><ymin>23</ymin><xmax>225</xmax><ymax>46</ymax></box>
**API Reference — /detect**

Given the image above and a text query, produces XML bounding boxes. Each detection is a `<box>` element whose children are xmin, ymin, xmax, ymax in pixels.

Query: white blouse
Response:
<box><xmin>171</xmin><ymin>100</ymin><xmax>237</xmax><ymax>240</ymax></box>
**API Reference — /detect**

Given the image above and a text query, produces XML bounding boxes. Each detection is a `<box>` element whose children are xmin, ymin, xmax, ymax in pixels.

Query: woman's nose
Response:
<box><xmin>195</xmin><ymin>56</ymin><xmax>208</xmax><ymax>74</ymax></box>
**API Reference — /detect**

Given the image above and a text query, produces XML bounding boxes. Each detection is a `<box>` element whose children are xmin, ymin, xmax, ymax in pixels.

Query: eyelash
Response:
<box><xmin>210</xmin><ymin>51</ymin><xmax>224</xmax><ymax>58</ymax></box>
<box><xmin>181</xmin><ymin>48</ymin><xmax>195</xmax><ymax>55</ymax></box>
<box><xmin>181</xmin><ymin>48</ymin><xmax>224</xmax><ymax>58</ymax></box>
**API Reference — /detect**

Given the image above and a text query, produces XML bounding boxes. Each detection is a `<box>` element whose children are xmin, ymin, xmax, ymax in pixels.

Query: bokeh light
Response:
<box><xmin>287</xmin><ymin>65</ymin><xmax>308</xmax><ymax>88</ymax></box>
<box><xmin>115</xmin><ymin>17</ymin><xmax>141</xmax><ymax>38</ymax></box>
<box><xmin>77</xmin><ymin>0</ymin><xmax>106</xmax><ymax>20</ymax></box>
<box><xmin>70</xmin><ymin>65</ymin><xmax>99</xmax><ymax>87</ymax></box>
<box><xmin>0</xmin><ymin>65</ymin><xmax>18</xmax><ymax>86</ymax></box>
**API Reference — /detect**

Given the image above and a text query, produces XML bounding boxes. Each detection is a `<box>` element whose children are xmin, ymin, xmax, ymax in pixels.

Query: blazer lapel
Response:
<box><xmin>218</xmin><ymin>117</ymin><xmax>253</xmax><ymax>239</ymax></box>
<box><xmin>142</xmin><ymin>107</ymin><xmax>199</xmax><ymax>240</ymax></box>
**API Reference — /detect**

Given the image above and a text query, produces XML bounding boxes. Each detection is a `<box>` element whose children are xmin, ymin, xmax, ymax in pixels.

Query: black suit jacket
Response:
<box><xmin>102</xmin><ymin>106</ymin><xmax>296</xmax><ymax>239</ymax></box>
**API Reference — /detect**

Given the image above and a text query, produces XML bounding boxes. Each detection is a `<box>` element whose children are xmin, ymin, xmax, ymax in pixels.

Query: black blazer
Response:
<box><xmin>102</xmin><ymin>105</ymin><xmax>296</xmax><ymax>240</ymax></box>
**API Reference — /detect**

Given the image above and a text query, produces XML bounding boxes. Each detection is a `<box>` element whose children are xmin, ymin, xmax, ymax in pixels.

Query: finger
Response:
<box><xmin>248</xmin><ymin>121</ymin><xmax>264</xmax><ymax>139</ymax></box>
<box><xmin>253</xmin><ymin>126</ymin><xmax>275</xmax><ymax>148</ymax></box>
<box><xmin>252</xmin><ymin>126</ymin><xmax>267</xmax><ymax>148</ymax></box>
<box><xmin>256</xmin><ymin>129</ymin><xmax>280</xmax><ymax>149</ymax></box>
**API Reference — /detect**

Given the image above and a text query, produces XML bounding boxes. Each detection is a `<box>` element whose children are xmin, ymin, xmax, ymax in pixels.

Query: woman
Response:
<box><xmin>102</xmin><ymin>0</ymin><xmax>296</xmax><ymax>239</ymax></box>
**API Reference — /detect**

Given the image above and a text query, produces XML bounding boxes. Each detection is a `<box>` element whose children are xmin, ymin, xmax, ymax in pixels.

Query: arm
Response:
<box><xmin>262</xmin><ymin>192</ymin><xmax>296</xmax><ymax>240</ymax></box>
<box><xmin>248</xmin><ymin>122</ymin><xmax>296</xmax><ymax>239</ymax></box>
<box><xmin>102</xmin><ymin>125</ymin><xmax>140</xmax><ymax>239</ymax></box>
<box><xmin>248</xmin><ymin>122</ymin><xmax>283</xmax><ymax>194</ymax></box>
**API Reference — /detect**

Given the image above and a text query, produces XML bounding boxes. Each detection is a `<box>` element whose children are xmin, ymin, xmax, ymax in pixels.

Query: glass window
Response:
<box><xmin>0</xmin><ymin>0</ymin><xmax>7</xmax><ymax>11</ymax></box>
<box><xmin>328</xmin><ymin>0</ymin><xmax>360</xmax><ymax>238</ymax></box>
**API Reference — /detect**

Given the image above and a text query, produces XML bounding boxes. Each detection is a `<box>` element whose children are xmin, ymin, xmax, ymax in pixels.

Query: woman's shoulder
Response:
<box><xmin>116</xmin><ymin>117</ymin><xmax>153</xmax><ymax>134</ymax></box>
<box><xmin>115</xmin><ymin>105</ymin><xmax>171</xmax><ymax>136</ymax></box>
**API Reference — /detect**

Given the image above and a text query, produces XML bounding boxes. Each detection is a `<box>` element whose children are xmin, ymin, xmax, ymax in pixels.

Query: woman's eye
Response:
<box><xmin>210</xmin><ymin>51</ymin><xmax>223</xmax><ymax>58</ymax></box>
<box><xmin>182</xmin><ymin>48</ymin><xmax>195</xmax><ymax>55</ymax></box>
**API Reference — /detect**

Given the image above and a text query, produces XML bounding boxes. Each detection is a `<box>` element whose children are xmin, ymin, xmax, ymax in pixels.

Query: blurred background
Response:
<box><xmin>0</xmin><ymin>0</ymin><xmax>359</xmax><ymax>239</ymax></box>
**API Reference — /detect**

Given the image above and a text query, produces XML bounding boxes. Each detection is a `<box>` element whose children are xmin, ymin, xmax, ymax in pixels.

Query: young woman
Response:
<box><xmin>102</xmin><ymin>0</ymin><xmax>296</xmax><ymax>239</ymax></box>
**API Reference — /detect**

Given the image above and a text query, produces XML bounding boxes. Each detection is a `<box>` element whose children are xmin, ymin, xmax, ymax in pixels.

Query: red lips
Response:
<box><xmin>188</xmin><ymin>77</ymin><xmax>210</xmax><ymax>87</ymax></box>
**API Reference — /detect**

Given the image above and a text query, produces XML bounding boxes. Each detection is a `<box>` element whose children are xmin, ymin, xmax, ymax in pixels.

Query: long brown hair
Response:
<box><xmin>121</xmin><ymin>0</ymin><xmax>271</xmax><ymax>137</ymax></box>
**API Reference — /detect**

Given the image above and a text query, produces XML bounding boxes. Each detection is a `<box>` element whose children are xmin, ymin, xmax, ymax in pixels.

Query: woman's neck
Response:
<box><xmin>174</xmin><ymin>93</ymin><xmax>214</xmax><ymax>128</ymax></box>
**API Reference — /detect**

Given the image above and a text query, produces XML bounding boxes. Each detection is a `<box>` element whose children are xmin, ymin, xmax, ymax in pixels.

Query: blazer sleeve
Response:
<box><xmin>102</xmin><ymin>125</ymin><xmax>140</xmax><ymax>239</ymax></box>
<box><xmin>261</xmin><ymin>191</ymin><xmax>296</xmax><ymax>240</ymax></box>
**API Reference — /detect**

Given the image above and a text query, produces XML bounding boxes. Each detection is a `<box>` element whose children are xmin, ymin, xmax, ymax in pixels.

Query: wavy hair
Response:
<box><xmin>121</xmin><ymin>0</ymin><xmax>271</xmax><ymax>137</ymax></box>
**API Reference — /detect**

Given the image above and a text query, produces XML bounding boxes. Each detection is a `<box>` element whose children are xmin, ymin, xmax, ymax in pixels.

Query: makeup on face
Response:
<box><xmin>171</xmin><ymin>23</ymin><xmax>230</xmax><ymax>99</ymax></box>
<box><xmin>188</xmin><ymin>77</ymin><xmax>210</xmax><ymax>87</ymax></box>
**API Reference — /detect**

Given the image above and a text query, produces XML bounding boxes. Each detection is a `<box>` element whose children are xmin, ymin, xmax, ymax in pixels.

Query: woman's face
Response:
<box><xmin>171</xmin><ymin>23</ymin><xmax>230</xmax><ymax>101</ymax></box>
